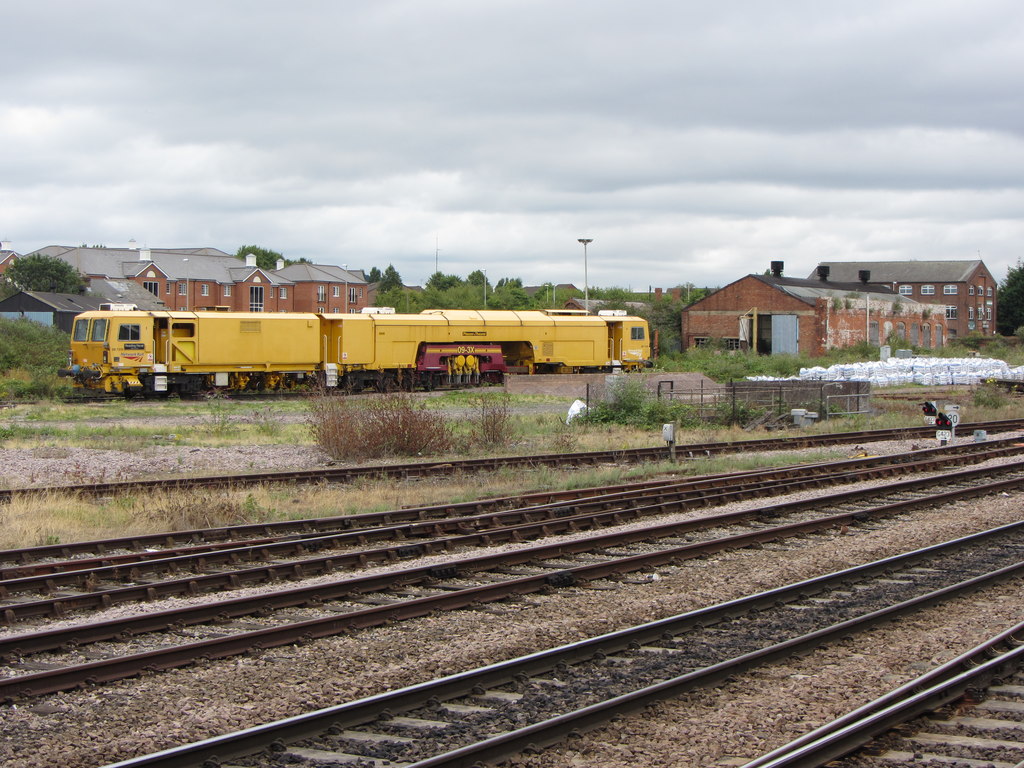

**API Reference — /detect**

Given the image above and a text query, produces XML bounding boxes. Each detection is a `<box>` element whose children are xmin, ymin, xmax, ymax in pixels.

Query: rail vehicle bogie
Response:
<box><xmin>60</xmin><ymin>308</ymin><xmax>652</xmax><ymax>396</ymax></box>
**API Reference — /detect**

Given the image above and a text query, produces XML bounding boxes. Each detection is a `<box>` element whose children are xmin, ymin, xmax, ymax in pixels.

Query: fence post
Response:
<box><xmin>731</xmin><ymin>381</ymin><xmax>737</xmax><ymax>425</ymax></box>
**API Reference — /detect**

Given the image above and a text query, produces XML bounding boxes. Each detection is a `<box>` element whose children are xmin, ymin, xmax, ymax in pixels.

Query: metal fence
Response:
<box><xmin>654</xmin><ymin>379</ymin><xmax>871</xmax><ymax>424</ymax></box>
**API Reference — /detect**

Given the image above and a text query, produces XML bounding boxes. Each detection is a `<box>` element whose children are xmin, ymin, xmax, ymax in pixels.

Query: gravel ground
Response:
<box><xmin>1</xmin><ymin>435</ymin><xmax>1023</xmax><ymax>767</ymax></box>
<box><xmin>0</xmin><ymin>444</ymin><xmax>332</xmax><ymax>487</ymax></box>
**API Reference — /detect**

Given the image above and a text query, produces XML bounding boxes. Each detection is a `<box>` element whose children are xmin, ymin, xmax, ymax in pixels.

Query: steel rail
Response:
<box><xmin>2</xmin><ymin>437</ymin><xmax>1016</xmax><ymax>593</ymax></box>
<box><xmin>3</xmin><ymin>430</ymin><xmax>1021</xmax><ymax>574</ymax></box>
<box><xmin>4</xmin><ymin>472</ymin><xmax>1024</xmax><ymax>701</ymax></box>
<box><xmin>3</xmin><ymin>446</ymin><xmax>1024</xmax><ymax>629</ymax></box>
<box><xmin>743</xmin><ymin>628</ymin><xmax>1024</xmax><ymax>767</ymax></box>
<box><xmin>95</xmin><ymin>522</ymin><xmax>1024</xmax><ymax>768</ymax></box>
<box><xmin>2</xmin><ymin>418</ymin><xmax>1022</xmax><ymax>514</ymax></box>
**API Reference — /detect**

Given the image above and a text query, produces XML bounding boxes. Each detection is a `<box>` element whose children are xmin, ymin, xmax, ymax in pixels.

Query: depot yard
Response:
<box><xmin>2</xmin><ymin>386</ymin><xmax>1024</xmax><ymax>767</ymax></box>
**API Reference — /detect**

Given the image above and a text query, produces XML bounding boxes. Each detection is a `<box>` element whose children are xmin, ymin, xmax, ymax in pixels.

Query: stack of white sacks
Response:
<box><xmin>788</xmin><ymin>357</ymin><xmax>1024</xmax><ymax>386</ymax></box>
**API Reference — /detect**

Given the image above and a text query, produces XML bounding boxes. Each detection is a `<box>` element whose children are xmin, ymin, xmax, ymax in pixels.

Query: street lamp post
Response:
<box><xmin>483</xmin><ymin>269</ymin><xmax>488</xmax><ymax>309</ymax></box>
<box><xmin>343</xmin><ymin>264</ymin><xmax>349</xmax><ymax>314</ymax></box>
<box><xmin>577</xmin><ymin>238</ymin><xmax>592</xmax><ymax>311</ymax></box>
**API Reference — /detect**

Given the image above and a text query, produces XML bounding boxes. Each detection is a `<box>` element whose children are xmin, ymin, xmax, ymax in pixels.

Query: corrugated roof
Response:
<box><xmin>754</xmin><ymin>274</ymin><xmax>917</xmax><ymax>305</ymax></box>
<box><xmin>86</xmin><ymin>279</ymin><xmax>168</xmax><ymax>309</ymax></box>
<box><xmin>18</xmin><ymin>291</ymin><xmax>106</xmax><ymax>312</ymax></box>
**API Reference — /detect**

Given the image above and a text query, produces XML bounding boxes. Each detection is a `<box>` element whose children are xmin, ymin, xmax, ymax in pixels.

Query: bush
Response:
<box><xmin>582</xmin><ymin>378</ymin><xmax>704</xmax><ymax>429</ymax></box>
<box><xmin>973</xmin><ymin>383</ymin><xmax>1009</xmax><ymax>409</ymax></box>
<box><xmin>308</xmin><ymin>390</ymin><xmax>452</xmax><ymax>460</ymax></box>
<box><xmin>0</xmin><ymin>318</ymin><xmax>69</xmax><ymax>375</ymax></box>
<box><xmin>466</xmin><ymin>393</ymin><xmax>518</xmax><ymax>449</ymax></box>
<box><xmin>0</xmin><ymin>318</ymin><xmax>71</xmax><ymax>400</ymax></box>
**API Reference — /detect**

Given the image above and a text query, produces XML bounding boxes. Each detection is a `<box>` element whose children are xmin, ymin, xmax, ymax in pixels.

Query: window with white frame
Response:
<box><xmin>943</xmin><ymin>284</ymin><xmax>958</xmax><ymax>295</ymax></box>
<box><xmin>921</xmin><ymin>285</ymin><xmax>935</xmax><ymax>295</ymax></box>
<box><xmin>201</xmin><ymin>284</ymin><xmax>209</xmax><ymax>296</ymax></box>
<box><xmin>348</xmin><ymin>287</ymin><xmax>358</xmax><ymax>304</ymax></box>
<box><xmin>946</xmin><ymin>306</ymin><xmax>958</xmax><ymax>319</ymax></box>
<box><xmin>898</xmin><ymin>285</ymin><xmax>912</xmax><ymax>295</ymax></box>
<box><xmin>988</xmin><ymin>287</ymin><xmax>993</xmax><ymax>296</ymax></box>
<box><xmin>968</xmin><ymin>307</ymin><xmax>974</xmax><ymax>320</ymax></box>
<box><xmin>279</xmin><ymin>286</ymin><xmax>287</xmax><ymax>299</ymax></box>
<box><xmin>333</xmin><ymin>285</ymin><xmax>340</xmax><ymax>298</ymax></box>
<box><xmin>223</xmin><ymin>284</ymin><xmax>232</xmax><ymax>297</ymax></box>
<box><xmin>178</xmin><ymin>283</ymin><xmax>187</xmax><ymax>295</ymax></box>
<box><xmin>969</xmin><ymin>285</ymin><xmax>975</xmax><ymax>295</ymax></box>
<box><xmin>317</xmin><ymin>286</ymin><xmax>326</xmax><ymax>302</ymax></box>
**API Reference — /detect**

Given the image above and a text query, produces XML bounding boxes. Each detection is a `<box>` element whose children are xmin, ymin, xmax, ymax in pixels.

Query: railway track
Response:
<box><xmin>745</xmin><ymin>621</ymin><xmax>1024</xmax><ymax>767</ymax></box>
<box><xmin>3</xmin><ymin>434</ymin><xmax>1021</xmax><ymax>584</ymax></box>
<box><xmin>2</xmin><ymin>437</ymin><xmax>1023</xmax><ymax>626</ymax></box>
<box><xmin>3</xmin><ymin>417</ymin><xmax>1022</xmax><ymax>507</ymax></box>
<box><xmin>94</xmin><ymin>522</ymin><xmax>1024</xmax><ymax>768</ymax></box>
<box><xmin>3</xmin><ymin>447</ymin><xmax>1024</xmax><ymax>703</ymax></box>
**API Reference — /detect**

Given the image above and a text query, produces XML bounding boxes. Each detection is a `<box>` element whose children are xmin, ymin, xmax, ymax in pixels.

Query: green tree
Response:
<box><xmin>367</xmin><ymin>267</ymin><xmax>383</xmax><ymax>284</ymax></box>
<box><xmin>376</xmin><ymin>286</ymin><xmax>425</xmax><ymax>313</ymax></box>
<box><xmin>1</xmin><ymin>255</ymin><xmax>84</xmax><ymax>295</ymax></box>
<box><xmin>488</xmin><ymin>277</ymin><xmax>531</xmax><ymax>309</ymax></box>
<box><xmin>639</xmin><ymin>293</ymin><xmax>685</xmax><ymax>354</ymax></box>
<box><xmin>426</xmin><ymin>271</ymin><xmax>464</xmax><ymax>291</ymax></box>
<box><xmin>998</xmin><ymin>259</ymin><xmax>1024</xmax><ymax>335</ymax></box>
<box><xmin>379</xmin><ymin>265</ymin><xmax>403</xmax><ymax>292</ymax></box>
<box><xmin>234</xmin><ymin>245</ymin><xmax>286</xmax><ymax>271</ymax></box>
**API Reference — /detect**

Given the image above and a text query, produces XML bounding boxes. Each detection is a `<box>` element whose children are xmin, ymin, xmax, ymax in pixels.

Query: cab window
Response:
<box><xmin>118</xmin><ymin>324</ymin><xmax>141</xmax><ymax>341</ymax></box>
<box><xmin>73</xmin><ymin>319</ymin><xmax>89</xmax><ymax>341</ymax></box>
<box><xmin>90</xmin><ymin>318</ymin><xmax>109</xmax><ymax>342</ymax></box>
<box><xmin>630</xmin><ymin>326</ymin><xmax>645</xmax><ymax>340</ymax></box>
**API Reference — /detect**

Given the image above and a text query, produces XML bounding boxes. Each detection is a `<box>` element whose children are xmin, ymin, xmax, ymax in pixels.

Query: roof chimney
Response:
<box><xmin>817</xmin><ymin>265</ymin><xmax>830</xmax><ymax>282</ymax></box>
<box><xmin>245</xmin><ymin>253</ymin><xmax>257</xmax><ymax>268</ymax></box>
<box><xmin>858</xmin><ymin>270</ymin><xmax>871</xmax><ymax>284</ymax></box>
<box><xmin>0</xmin><ymin>241</ymin><xmax>11</xmax><ymax>251</ymax></box>
<box><xmin>139</xmin><ymin>248</ymin><xmax>151</xmax><ymax>262</ymax></box>
<box><xmin>770</xmin><ymin>261</ymin><xmax>784</xmax><ymax>277</ymax></box>
<box><xmin>276</xmin><ymin>259</ymin><xmax>284</xmax><ymax>271</ymax></box>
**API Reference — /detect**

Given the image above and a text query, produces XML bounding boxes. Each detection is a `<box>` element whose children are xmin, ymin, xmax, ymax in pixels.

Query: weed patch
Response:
<box><xmin>308</xmin><ymin>390</ymin><xmax>453</xmax><ymax>460</ymax></box>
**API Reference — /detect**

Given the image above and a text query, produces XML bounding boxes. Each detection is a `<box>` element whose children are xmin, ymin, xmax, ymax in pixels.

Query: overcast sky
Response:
<box><xmin>3</xmin><ymin>1</ymin><xmax>1022</xmax><ymax>291</ymax></box>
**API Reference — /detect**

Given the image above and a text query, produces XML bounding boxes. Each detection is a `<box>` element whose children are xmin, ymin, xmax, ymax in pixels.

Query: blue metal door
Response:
<box><xmin>771</xmin><ymin>314</ymin><xmax>799</xmax><ymax>354</ymax></box>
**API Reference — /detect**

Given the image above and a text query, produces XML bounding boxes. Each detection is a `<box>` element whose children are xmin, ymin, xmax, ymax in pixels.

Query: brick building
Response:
<box><xmin>812</xmin><ymin>260</ymin><xmax>997</xmax><ymax>339</ymax></box>
<box><xmin>2</xmin><ymin>244</ymin><xmax>368</xmax><ymax>314</ymax></box>
<box><xmin>681</xmin><ymin>263</ymin><xmax>947</xmax><ymax>355</ymax></box>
